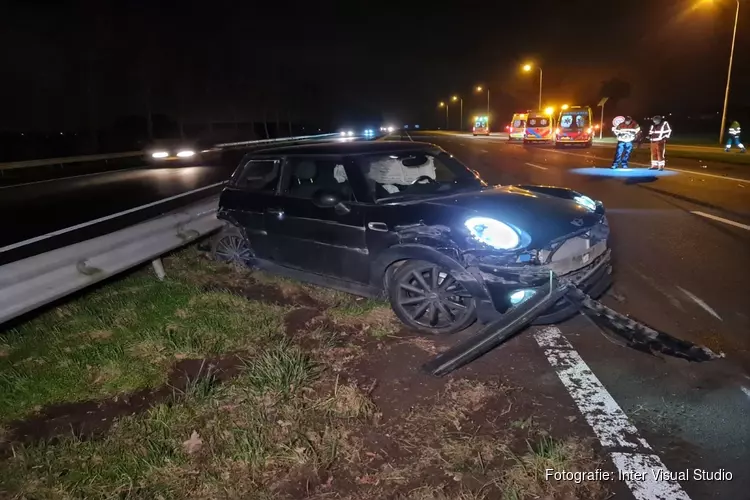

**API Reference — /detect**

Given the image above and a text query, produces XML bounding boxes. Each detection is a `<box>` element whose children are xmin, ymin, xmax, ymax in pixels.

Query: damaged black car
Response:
<box><xmin>213</xmin><ymin>141</ymin><xmax>613</xmax><ymax>336</ymax></box>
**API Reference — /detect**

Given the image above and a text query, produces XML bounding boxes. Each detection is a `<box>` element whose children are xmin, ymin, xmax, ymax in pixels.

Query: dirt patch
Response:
<box><xmin>203</xmin><ymin>280</ymin><xmax>321</xmax><ymax>308</ymax></box>
<box><xmin>2</xmin><ymin>353</ymin><xmax>247</xmax><ymax>452</ymax></box>
<box><xmin>284</xmin><ymin>307</ymin><xmax>324</xmax><ymax>337</ymax></box>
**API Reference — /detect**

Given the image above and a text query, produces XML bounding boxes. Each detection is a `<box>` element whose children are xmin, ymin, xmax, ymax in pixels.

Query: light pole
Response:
<box><xmin>476</xmin><ymin>86</ymin><xmax>490</xmax><ymax>118</ymax></box>
<box><xmin>597</xmin><ymin>97</ymin><xmax>609</xmax><ymax>140</ymax></box>
<box><xmin>439</xmin><ymin>101</ymin><xmax>449</xmax><ymax>129</ymax></box>
<box><xmin>522</xmin><ymin>63</ymin><xmax>543</xmax><ymax>110</ymax></box>
<box><xmin>719</xmin><ymin>0</ymin><xmax>740</xmax><ymax>145</ymax></box>
<box><xmin>452</xmin><ymin>95</ymin><xmax>463</xmax><ymax>131</ymax></box>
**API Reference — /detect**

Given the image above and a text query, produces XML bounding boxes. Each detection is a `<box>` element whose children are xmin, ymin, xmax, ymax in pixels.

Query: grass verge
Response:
<box><xmin>0</xmin><ymin>244</ymin><xmax>609</xmax><ymax>499</ymax></box>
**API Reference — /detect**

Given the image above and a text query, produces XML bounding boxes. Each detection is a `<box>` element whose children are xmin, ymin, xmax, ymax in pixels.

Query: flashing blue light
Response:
<box><xmin>464</xmin><ymin>217</ymin><xmax>521</xmax><ymax>250</ymax></box>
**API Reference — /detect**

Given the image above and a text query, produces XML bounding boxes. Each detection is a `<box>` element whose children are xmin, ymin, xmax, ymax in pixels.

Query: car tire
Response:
<box><xmin>210</xmin><ymin>225</ymin><xmax>254</xmax><ymax>266</ymax></box>
<box><xmin>387</xmin><ymin>260</ymin><xmax>477</xmax><ymax>335</ymax></box>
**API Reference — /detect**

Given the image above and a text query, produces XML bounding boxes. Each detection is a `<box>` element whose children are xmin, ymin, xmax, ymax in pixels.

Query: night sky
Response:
<box><xmin>2</xmin><ymin>0</ymin><xmax>748</xmax><ymax>132</ymax></box>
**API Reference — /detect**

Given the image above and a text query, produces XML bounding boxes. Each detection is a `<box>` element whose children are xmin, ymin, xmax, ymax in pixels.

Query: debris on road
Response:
<box><xmin>424</xmin><ymin>276</ymin><xmax>722</xmax><ymax>376</ymax></box>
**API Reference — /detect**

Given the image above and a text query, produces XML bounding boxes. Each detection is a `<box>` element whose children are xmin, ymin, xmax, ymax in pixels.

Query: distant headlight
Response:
<box><xmin>387</xmin><ymin>126</ymin><xmax>394</xmax><ymax>132</ymax></box>
<box><xmin>340</xmin><ymin>131</ymin><xmax>347</xmax><ymax>136</ymax></box>
<box><xmin>347</xmin><ymin>131</ymin><xmax>354</xmax><ymax>136</ymax></box>
<box><xmin>464</xmin><ymin>217</ymin><xmax>521</xmax><ymax>250</ymax></box>
<box><xmin>574</xmin><ymin>195</ymin><xmax>596</xmax><ymax>211</ymax></box>
<box><xmin>151</xmin><ymin>151</ymin><xmax>168</xmax><ymax>159</ymax></box>
<box><xmin>176</xmin><ymin>150</ymin><xmax>195</xmax><ymax>158</ymax></box>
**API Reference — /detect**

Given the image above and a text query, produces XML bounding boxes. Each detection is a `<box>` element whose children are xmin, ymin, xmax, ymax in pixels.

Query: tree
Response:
<box><xmin>598</xmin><ymin>78</ymin><xmax>632</xmax><ymax>108</ymax></box>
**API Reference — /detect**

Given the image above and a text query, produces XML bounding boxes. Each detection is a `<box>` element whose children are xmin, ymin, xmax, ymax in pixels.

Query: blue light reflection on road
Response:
<box><xmin>569</xmin><ymin>167</ymin><xmax>679</xmax><ymax>178</ymax></box>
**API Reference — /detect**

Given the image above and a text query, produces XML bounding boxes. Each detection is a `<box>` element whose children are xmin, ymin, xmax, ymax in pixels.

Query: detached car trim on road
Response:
<box><xmin>212</xmin><ymin>141</ymin><xmax>613</xmax><ymax>335</ymax></box>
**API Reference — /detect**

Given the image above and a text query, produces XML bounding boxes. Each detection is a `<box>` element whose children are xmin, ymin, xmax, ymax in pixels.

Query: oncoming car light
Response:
<box><xmin>176</xmin><ymin>150</ymin><xmax>195</xmax><ymax>158</ymax></box>
<box><xmin>574</xmin><ymin>195</ymin><xmax>596</xmax><ymax>211</ymax></box>
<box><xmin>464</xmin><ymin>217</ymin><xmax>521</xmax><ymax>250</ymax></box>
<box><xmin>151</xmin><ymin>151</ymin><xmax>168</xmax><ymax>159</ymax></box>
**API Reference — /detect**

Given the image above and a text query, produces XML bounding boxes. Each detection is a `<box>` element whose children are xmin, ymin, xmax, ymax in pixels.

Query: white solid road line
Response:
<box><xmin>525</xmin><ymin>162</ymin><xmax>548</xmax><ymax>170</ymax></box>
<box><xmin>542</xmin><ymin>148</ymin><xmax>750</xmax><ymax>184</ymax></box>
<box><xmin>0</xmin><ymin>181</ymin><xmax>226</xmax><ymax>253</ymax></box>
<box><xmin>691</xmin><ymin>211</ymin><xmax>750</xmax><ymax>231</ymax></box>
<box><xmin>534</xmin><ymin>326</ymin><xmax>692</xmax><ymax>500</ymax></box>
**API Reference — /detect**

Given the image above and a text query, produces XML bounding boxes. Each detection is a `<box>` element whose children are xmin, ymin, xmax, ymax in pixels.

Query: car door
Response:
<box><xmin>218</xmin><ymin>156</ymin><xmax>283</xmax><ymax>260</ymax></box>
<box><xmin>262</xmin><ymin>156</ymin><xmax>371</xmax><ymax>283</ymax></box>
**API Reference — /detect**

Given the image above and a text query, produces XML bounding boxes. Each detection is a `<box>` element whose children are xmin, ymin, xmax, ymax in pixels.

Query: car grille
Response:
<box><xmin>539</xmin><ymin>217</ymin><xmax>610</xmax><ymax>276</ymax></box>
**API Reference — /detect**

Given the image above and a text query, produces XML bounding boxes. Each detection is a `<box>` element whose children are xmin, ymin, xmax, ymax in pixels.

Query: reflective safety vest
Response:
<box><xmin>649</xmin><ymin>121</ymin><xmax>672</xmax><ymax>142</ymax></box>
<box><xmin>612</xmin><ymin>121</ymin><xmax>641</xmax><ymax>143</ymax></box>
<box><xmin>728</xmin><ymin>122</ymin><xmax>741</xmax><ymax>136</ymax></box>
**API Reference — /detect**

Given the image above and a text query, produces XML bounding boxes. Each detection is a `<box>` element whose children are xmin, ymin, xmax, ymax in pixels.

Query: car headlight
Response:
<box><xmin>176</xmin><ymin>150</ymin><xmax>195</xmax><ymax>158</ymax></box>
<box><xmin>151</xmin><ymin>151</ymin><xmax>168</xmax><ymax>159</ymax></box>
<box><xmin>464</xmin><ymin>217</ymin><xmax>521</xmax><ymax>250</ymax></box>
<box><xmin>574</xmin><ymin>195</ymin><xmax>596</xmax><ymax>211</ymax></box>
<box><xmin>347</xmin><ymin>131</ymin><xmax>354</xmax><ymax>136</ymax></box>
<box><xmin>340</xmin><ymin>131</ymin><xmax>347</xmax><ymax>136</ymax></box>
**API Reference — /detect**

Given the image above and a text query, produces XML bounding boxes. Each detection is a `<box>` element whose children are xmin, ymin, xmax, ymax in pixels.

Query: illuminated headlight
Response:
<box><xmin>151</xmin><ymin>151</ymin><xmax>168</xmax><ymax>159</ymax></box>
<box><xmin>509</xmin><ymin>289</ymin><xmax>536</xmax><ymax>305</ymax></box>
<box><xmin>347</xmin><ymin>130</ymin><xmax>354</xmax><ymax>136</ymax></box>
<box><xmin>176</xmin><ymin>150</ymin><xmax>195</xmax><ymax>158</ymax></box>
<box><xmin>464</xmin><ymin>217</ymin><xmax>521</xmax><ymax>250</ymax></box>
<box><xmin>387</xmin><ymin>126</ymin><xmax>394</xmax><ymax>132</ymax></box>
<box><xmin>340</xmin><ymin>131</ymin><xmax>347</xmax><ymax>136</ymax></box>
<box><xmin>574</xmin><ymin>195</ymin><xmax>596</xmax><ymax>211</ymax></box>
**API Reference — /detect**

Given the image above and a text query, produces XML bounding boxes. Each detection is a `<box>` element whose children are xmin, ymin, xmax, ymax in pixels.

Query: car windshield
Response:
<box><xmin>358</xmin><ymin>151</ymin><xmax>483</xmax><ymax>201</ymax></box>
<box><xmin>511</xmin><ymin>119</ymin><xmax>526</xmax><ymax>128</ymax></box>
<box><xmin>527</xmin><ymin>116</ymin><xmax>550</xmax><ymax>128</ymax></box>
<box><xmin>559</xmin><ymin>112</ymin><xmax>590</xmax><ymax>129</ymax></box>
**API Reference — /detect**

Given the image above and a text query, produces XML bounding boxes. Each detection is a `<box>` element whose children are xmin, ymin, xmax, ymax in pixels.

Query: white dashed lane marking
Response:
<box><xmin>534</xmin><ymin>326</ymin><xmax>692</xmax><ymax>500</ymax></box>
<box><xmin>525</xmin><ymin>162</ymin><xmax>548</xmax><ymax>170</ymax></box>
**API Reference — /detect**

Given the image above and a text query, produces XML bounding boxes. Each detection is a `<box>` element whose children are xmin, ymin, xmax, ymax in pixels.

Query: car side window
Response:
<box><xmin>281</xmin><ymin>157</ymin><xmax>354</xmax><ymax>201</ymax></box>
<box><xmin>233</xmin><ymin>159</ymin><xmax>281</xmax><ymax>191</ymax></box>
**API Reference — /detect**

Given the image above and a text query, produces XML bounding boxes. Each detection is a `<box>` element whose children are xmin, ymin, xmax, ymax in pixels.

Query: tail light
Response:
<box><xmin>505</xmin><ymin>125</ymin><xmax>510</xmax><ymax>130</ymax></box>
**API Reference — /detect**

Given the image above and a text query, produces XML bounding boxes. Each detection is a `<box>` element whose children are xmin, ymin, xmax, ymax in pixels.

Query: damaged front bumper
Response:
<box><xmin>468</xmin><ymin>241</ymin><xmax>613</xmax><ymax>326</ymax></box>
<box><xmin>424</xmin><ymin>259</ymin><xmax>722</xmax><ymax>377</ymax></box>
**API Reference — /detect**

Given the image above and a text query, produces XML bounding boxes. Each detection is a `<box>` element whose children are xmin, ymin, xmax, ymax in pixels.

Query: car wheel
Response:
<box><xmin>387</xmin><ymin>260</ymin><xmax>477</xmax><ymax>335</ymax></box>
<box><xmin>211</xmin><ymin>225</ymin><xmax>253</xmax><ymax>265</ymax></box>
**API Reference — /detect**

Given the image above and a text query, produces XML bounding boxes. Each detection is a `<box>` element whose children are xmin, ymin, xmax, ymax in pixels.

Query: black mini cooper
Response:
<box><xmin>213</xmin><ymin>141</ymin><xmax>612</xmax><ymax>335</ymax></box>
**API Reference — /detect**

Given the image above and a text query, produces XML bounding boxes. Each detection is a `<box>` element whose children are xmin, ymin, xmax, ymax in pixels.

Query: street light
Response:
<box><xmin>476</xmin><ymin>85</ymin><xmax>490</xmax><ymax>119</ymax></box>
<box><xmin>561</xmin><ymin>104</ymin><xmax>569</xmax><ymax>110</ymax></box>
<box><xmin>522</xmin><ymin>63</ymin><xmax>543</xmax><ymax>110</ymax></box>
<box><xmin>544</xmin><ymin>106</ymin><xmax>555</xmax><ymax>116</ymax></box>
<box><xmin>452</xmin><ymin>95</ymin><xmax>463</xmax><ymax>131</ymax></box>
<box><xmin>702</xmin><ymin>0</ymin><xmax>741</xmax><ymax>144</ymax></box>
<box><xmin>439</xmin><ymin>101</ymin><xmax>448</xmax><ymax>129</ymax></box>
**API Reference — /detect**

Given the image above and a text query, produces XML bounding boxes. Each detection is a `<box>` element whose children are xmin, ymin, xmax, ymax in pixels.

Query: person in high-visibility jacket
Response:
<box><xmin>611</xmin><ymin>116</ymin><xmax>640</xmax><ymax>169</ymax></box>
<box><xmin>725</xmin><ymin>120</ymin><xmax>746</xmax><ymax>153</ymax></box>
<box><xmin>648</xmin><ymin>115</ymin><xmax>672</xmax><ymax>170</ymax></box>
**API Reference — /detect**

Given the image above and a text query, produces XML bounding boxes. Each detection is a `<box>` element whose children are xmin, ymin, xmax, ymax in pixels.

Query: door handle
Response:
<box><xmin>367</xmin><ymin>222</ymin><xmax>388</xmax><ymax>232</ymax></box>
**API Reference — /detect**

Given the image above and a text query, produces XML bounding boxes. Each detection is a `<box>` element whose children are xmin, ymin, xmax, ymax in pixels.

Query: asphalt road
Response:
<box><xmin>407</xmin><ymin>131</ymin><xmax>750</xmax><ymax>500</ymax></box>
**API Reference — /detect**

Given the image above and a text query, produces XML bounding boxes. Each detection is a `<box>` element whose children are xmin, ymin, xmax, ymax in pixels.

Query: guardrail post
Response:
<box><xmin>151</xmin><ymin>258</ymin><xmax>166</xmax><ymax>280</ymax></box>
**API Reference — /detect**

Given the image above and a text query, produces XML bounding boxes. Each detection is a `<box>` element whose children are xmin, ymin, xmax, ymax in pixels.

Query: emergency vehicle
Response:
<box><xmin>472</xmin><ymin>116</ymin><xmax>490</xmax><ymax>136</ymax></box>
<box><xmin>523</xmin><ymin>111</ymin><xmax>554</xmax><ymax>143</ymax></box>
<box><xmin>507</xmin><ymin>112</ymin><xmax>527</xmax><ymax>141</ymax></box>
<box><xmin>555</xmin><ymin>106</ymin><xmax>594</xmax><ymax>147</ymax></box>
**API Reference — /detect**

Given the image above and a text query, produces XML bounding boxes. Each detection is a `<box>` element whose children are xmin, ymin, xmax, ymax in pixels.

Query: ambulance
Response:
<box><xmin>507</xmin><ymin>112</ymin><xmax>527</xmax><ymax>141</ymax></box>
<box><xmin>523</xmin><ymin>111</ymin><xmax>555</xmax><ymax>143</ymax></box>
<box><xmin>472</xmin><ymin>115</ymin><xmax>490</xmax><ymax>136</ymax></box>
<box><xmin>555</xmin><ymin>106</ymin><xmax>594</xmax><ymax>147</ymax></box>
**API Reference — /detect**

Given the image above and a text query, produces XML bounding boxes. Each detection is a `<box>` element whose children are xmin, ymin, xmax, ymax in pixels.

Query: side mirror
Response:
<box><xmin>312</xmin><ymin>189</ymin><xmax>351</xmax><ymax>214</ymax></box>
<box><xmin>312</xmin><ymin>189</ymin><xmax>342</xmax><ymax>208</ymax></box>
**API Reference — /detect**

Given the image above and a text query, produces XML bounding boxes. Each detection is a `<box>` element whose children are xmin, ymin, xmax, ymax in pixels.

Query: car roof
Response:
<box><xmin>252</xmin><ymin>140</ymin><xmax>439</xmax><ymax>156</ymax></box>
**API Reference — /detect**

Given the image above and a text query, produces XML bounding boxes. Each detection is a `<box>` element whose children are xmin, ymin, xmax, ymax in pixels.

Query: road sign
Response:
<box><xmin>612</xmin><ymin>116</ymin><xmax>625</xmax><ymax>127</ymax></box>
<box><xmin>598</xmin><ymin>97</ymin><xmax>609</xmax><ymax>107</ymax></box>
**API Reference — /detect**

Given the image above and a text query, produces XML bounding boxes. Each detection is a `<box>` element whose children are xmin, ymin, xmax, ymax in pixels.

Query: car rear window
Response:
<box><xmin>527</xmin><ymin>116</ymin><xmax>550</xmax><ymax>127</ymax></box>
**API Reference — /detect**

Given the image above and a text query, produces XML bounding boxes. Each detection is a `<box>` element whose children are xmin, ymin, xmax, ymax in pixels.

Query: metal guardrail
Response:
<box><xmin>0</xmin><ymin>133</ymin><xmax>337</xmax><ymax>172</ymax></box>
<box><xmin>0</xmin><ymin>196</ymin><xmax>223</xmax><ymax>325</ymax></box>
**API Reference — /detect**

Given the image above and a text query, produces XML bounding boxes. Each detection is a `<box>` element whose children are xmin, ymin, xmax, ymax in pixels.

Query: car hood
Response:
<box><xmin>422</xmin><ymin>185</ymin><xmax>602</xmax><ymax>246</ymax></box>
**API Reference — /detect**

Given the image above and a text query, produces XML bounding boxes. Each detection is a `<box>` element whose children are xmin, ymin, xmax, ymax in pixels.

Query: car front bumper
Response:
<box><xmin>466</xmin><ymin>221</ymin><xmax>613</xmax><ymax>325</ymax></box>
